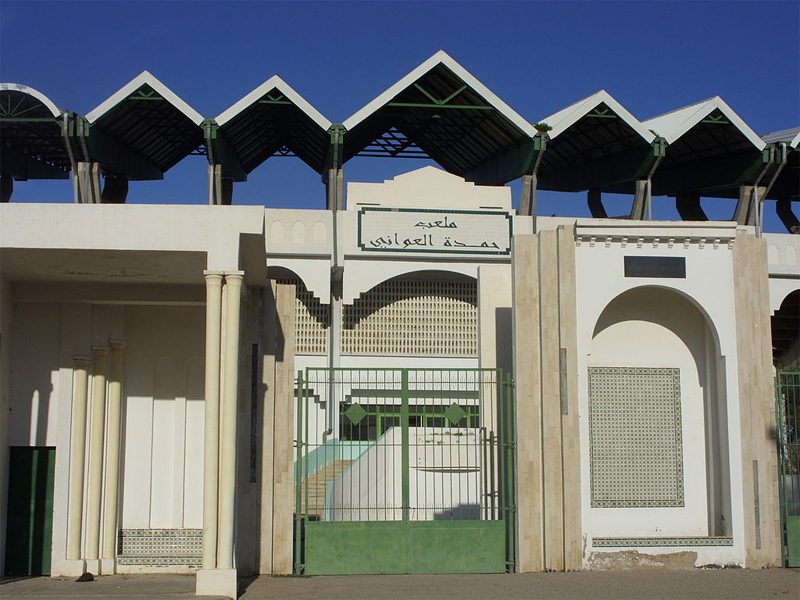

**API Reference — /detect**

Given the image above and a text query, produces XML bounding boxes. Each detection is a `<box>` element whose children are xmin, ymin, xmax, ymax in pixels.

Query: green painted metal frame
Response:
<box><xmin>294</xmin><ymin>367</ymin><xmax>516</xmax><ymax>575</ymax></box>
<box><xmin>776</xmin><ymin>371</ymin><xmax>800</xmax><ymax>567</ymax></box>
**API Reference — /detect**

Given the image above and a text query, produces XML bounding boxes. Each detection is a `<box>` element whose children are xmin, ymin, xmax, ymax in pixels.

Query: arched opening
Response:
<box><xmin>588</xmin><ymin>286</ymin><xmax>730</xmax><ymax>538</ymax></box>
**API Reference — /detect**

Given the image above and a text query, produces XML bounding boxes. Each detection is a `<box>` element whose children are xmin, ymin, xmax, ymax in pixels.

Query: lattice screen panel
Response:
<box><xmin>588</xmin><ymin>366</ymin><xmax>684</xmax><ymax>508</ymax></box>
<box><xmin>276</xmin><ymin>279</ymin><xmax>328</xmax><ymax>355</ymax></box>
<box><xmin>342</xmin><ymin>280</ymin><xmax>477</xmax><ymax>356</ymax></box>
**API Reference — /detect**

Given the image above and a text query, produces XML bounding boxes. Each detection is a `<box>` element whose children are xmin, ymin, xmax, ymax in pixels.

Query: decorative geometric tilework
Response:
<box><xmin>593</xmin><ymin>537</ymin><xmax>733</xmax><ymax>547</ymax></box>
<box><xmin>342</xmin><ymin>280</ymin><xmax>477</xmax><ymax>356</ymax></box>
<box><xmin>588</xmin><ymin>367</ymin><xmax>684</xmax><ymax>508</ymax></box>
<box><xmin>117</xmin><ymin>529</ymin><xmax>202</xmax><ymax>568</ymax></box>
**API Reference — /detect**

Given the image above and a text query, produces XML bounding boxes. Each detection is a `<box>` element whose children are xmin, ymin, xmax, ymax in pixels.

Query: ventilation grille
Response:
<box><xmin>276</xmin><ymin>279</ymin><xmax>328</xmax><ymax>355</ymax></box>
<box><xmin>342</xmin><ymin>280</ymin><xmax>477</xmax><ymax>356</ymax></box>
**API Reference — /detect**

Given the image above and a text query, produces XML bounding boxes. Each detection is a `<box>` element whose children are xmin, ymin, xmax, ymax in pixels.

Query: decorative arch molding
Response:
<box><xmin>266</xmin><ymin>259</ymin><xmax>330</xmax><ymax>303</ymax></box>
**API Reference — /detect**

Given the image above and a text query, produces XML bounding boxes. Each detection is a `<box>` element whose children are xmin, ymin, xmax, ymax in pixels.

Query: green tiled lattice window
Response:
<box><xmin>588</xmin><ymin>366</ymin><xmax>684</xmax><ymax>508</ymax></box>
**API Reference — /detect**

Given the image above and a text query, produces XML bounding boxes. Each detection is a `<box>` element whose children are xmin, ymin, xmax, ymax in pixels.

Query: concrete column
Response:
<box><xmin>101</xmin><ymin>341</ymin><xmax>125</xmax><ymax>569</ymax></box>
<box><xmin>202</xmin><ymin>272</ymin><xmax>223</xmax><ymax>569</ymax></box>
<box><xmin>217</xmin><ymin>272</ymin><xmax>244</xmax><ymax>570</ymax></box>
<box><xmin>629</xmin><ymin>179</ymin><xmax>648</xmax><ymax>220</ymax></box>
<box><xmin>587</xmin><ymin>188</ymin><xmax>607</xmax><ymax>218</ymax></box>
<box><xmin>85</xmin><ymin>347</ymin><xmax>108</xmax><ymax>562</ymax></box>
<box><xmin>66</xmin><ymin>356</ymin><xmax>91</xmax><ymax>560</ymax></box>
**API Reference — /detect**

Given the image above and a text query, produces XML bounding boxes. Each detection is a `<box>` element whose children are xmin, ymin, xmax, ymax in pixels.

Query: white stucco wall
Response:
<box><xmin>121</xmin><ymin>305</ymin><xmax>205</xmax><ymax>529</ymax></box>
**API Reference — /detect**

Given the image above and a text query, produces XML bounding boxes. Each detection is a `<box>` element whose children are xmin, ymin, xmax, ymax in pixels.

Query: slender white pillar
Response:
<box><xmin>67</xmin><ymin>356</ymin><xmax>91</xmax><ymax>560</ymax></box>
<box><xmin>102</xmin><ymin>341</ymin><xmax>125</xmax><ymax>563</ymax></box>
<box><xmin>202</xmin><ymin>272</ymin><xmax>224</xmax><ymax>569</ymax></box>
<box><xmin>217</xmin><ymin>272</ymin><xmax>243</xmax><ymax>570</ymax></box>
<box><xmin>85</xmin><ymin>347</ymin><xmax>108</xmax><ymax>561</ymax></box>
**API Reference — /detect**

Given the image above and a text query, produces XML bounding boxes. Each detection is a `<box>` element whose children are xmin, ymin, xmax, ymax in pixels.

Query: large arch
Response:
<box><xmin>587</xmin><ymin>285</ymin><xmax>731</xmax><ymax>539</ymax></box>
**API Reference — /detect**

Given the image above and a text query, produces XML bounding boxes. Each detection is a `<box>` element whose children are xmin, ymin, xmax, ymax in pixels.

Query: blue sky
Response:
<box><xmin>1</xmin><ymin>1</ymin><xmax>798</xmax><ymax>230</ymax></box>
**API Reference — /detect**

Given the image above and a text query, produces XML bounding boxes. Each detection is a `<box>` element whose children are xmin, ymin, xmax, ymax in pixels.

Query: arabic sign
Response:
<box><xmin>358</xmin><ymin>207</ymin><xmax>512</xmax><ymax>255</ymax></box>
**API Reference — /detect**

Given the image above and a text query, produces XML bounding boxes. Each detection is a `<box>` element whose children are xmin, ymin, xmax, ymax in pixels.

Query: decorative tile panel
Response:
<box><xmin>593</xmin><ymin>537</ymin><xmax>733</xmax><ymax>547</ymax></box>
<box><xmin>117</xmin><ymin>529</ymin><xmax>202</xmax><ymax>568</ymax></box>
<box><xmin>588</xmin><ymin>367</ymin><xmax>684</xmax><ymax>508</ymax></box>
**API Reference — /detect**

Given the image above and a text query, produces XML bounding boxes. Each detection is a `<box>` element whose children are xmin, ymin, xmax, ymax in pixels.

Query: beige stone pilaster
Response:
<box><xmin>202</xmin><ymin>272</ymin><xmax>224</xmax><ymax>569</ymax></box>
<box><xmin>732</xmin><ymin>229</ymin><xmax>781</xmax><ymax>566</ymax></box>
<box><xmin>512</xmin><ymin>234</ymin><xmax>544</xmax><ymax>572</ymax></box>
<box><xmin>217</xmin><ymin>272</ymin><xmax>244</xmax><ymax>570</ymax></box>
<box><xmin>67</xmin><ymin>356</ymin><xmax>90</xmax><ymax>560</ymax></box>
<box><xmin>85</xmin><ymin>347</ymin><xmax>108</xmax><ymax>562</ymax></box>
<box><xmin>557</xmin><ymin>225</ymin><xmax>582</xmax><ymax>570</ymax></box>
<box><xmin>101</xmin><ymin>341</ymin><xmax>125</xmax><ymax>571</ymax></box>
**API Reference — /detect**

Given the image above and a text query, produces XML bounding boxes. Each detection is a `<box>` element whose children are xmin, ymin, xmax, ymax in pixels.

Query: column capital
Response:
<box><xmin>109</xmin><ymin>340</ymin><xmax>126</xmax><ymax>352</ymax></box>
<box><xmin>74</xmin><ymin>355</ymin><xmax>91</xmax><ymax>366</ymax></box>
<box><xmin>223</xmin><ymin>271</ymin><xmax>245</xmax><ymax>286</ymax></box>
<box><xmin>91</xmin><ymin>346</ymin><xmax>109</xmax><ymax>357</ymax></box>
<box><xmin>204</xmin><ymin>271</ymin><xmax>224</xmax><ymax>286</ymax></box>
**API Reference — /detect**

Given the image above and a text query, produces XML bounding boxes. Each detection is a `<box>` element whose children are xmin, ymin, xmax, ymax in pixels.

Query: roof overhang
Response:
<box><xmin>535</xmin><ymin>90</ymin><xmax>658</xmax><ymax>193</ymax></box>
<box><xmin>644</xmin><ymin>97</ymin><xmax>768</xmax><ymax>197</ymax></box>
<box><xmin>0</xmin><ymin>83</ymin><xmax>71</xmax><ymax>180</ymax></box>
<box><xmin>211</xmin><ymin>76</ymin><xmax>332</xmax><ymax>178</ymax></box>
<box><xmin>341</xmin><ymin>51</ymin><xmax>537</xmax><ymax>184</ymax></box>
<box><xmin>82</xmin><ymin>71</ymin><xmax>205</xmax><ymax>179</ymax></box>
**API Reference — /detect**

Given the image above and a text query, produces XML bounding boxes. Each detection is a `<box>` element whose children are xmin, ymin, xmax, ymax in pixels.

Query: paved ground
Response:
<box><xmin>1</xmin><ymin>569</ymin><xmax>798</xmax><ymax>600</ymax></box>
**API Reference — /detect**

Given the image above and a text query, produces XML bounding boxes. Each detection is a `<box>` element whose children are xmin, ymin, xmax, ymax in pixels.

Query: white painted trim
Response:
<box><xmin>342</xmin><ymin>50</ymin><xmax>536</xmax><ymax>137</ymax></box>
<box><xmin>215</xmin><ymin>75</ymin><xmax>331</xmax><ymax>130</ymax></box>
<box><xmin>85</xmin><ymin>71</ymin><xmax>204</xmax><ymax>125</ymax></box>
<box><xmin>0</xmin><ymin>83</ymin><xmax>61</xmax><ymax>117</ymax></box>
<box><xmin>541</xmin><ymin>90</ymin><xmax>655</xmax><ymax>143</ymax></box>
<box><xmin>644</xmin><ymin>97</ymin><xmax>765</xmax><ymax>150</ymax></box>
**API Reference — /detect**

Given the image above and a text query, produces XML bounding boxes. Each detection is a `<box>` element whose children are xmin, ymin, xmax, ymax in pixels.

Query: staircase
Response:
<box><xmin>297</xmin><ymin>459</ymin><xmax>352</xmax><ymax>520</ymax></box>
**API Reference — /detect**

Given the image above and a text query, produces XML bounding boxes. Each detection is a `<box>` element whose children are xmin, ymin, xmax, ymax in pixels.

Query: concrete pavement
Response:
<box><xmin>1</xmin><ymin>569</ymin><xmax>798</xmax><ymax>600</ymax></box>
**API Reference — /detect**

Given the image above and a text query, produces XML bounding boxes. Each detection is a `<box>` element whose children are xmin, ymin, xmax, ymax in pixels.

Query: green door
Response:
<box><xmin>4</xmin><ymin>447</ymin><xmax>56</xmax><ymax>576</ymax></box>
<box><xmin>295</xmin><ymin>368</ymin><xmax>515</xmax><ymax>575</ymax></box>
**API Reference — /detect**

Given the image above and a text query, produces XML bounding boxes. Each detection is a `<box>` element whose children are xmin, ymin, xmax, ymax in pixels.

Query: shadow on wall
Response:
<box><xmin>433</xmin><ymin>503</ymin><xmax>481</xmax><ymax>521</ymax></box>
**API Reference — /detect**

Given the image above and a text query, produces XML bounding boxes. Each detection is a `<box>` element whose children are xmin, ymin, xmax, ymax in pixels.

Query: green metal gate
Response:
<box><xmin>776</xmin><ymin>371</ymin><xmax>800</xmax><ymax>567</ymax></box>
<box><xmin>294</xmin><ymin>368</ymin><xmax>515</xmax><ymax>575</ymax></box>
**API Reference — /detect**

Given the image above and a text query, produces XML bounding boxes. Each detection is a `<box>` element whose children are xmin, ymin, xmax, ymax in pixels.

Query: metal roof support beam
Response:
<box><xmin>74</xmin><ymin>161</ymin><xmax>102</xmax><ymax>204</ymax></box>
<box><xmin>776</xmin><ymin>199</ymin><xmax>800</xmax><ymax>234</ymax></box>
<box><xmin>78</xmin><ymin>117</ymin><xmax>163</xmax><ymax>181</ymax></box>
<box><xmin>629</xmin><ymin>140</ymin><xmax>665</xmax><ymax>220</ymax></box>
<box><xmin>630</xmin><ymin>179</ymin><xmax>649</xmax><ymax>220</ymax></box>
<box><xmin>101</xmin><ymin>176</ymin><xmax>129</xmax><ymax>204</ymax></box>
<box><xmin>1</xmin><ymin>174</ymin><xmax>12</xmax><ymax>202</ymax></box>
<box><xmin>587</xmin><ymin>188</ymin><xmax>607</xmax><ymax>218</ymax></box>
<box><xmin>675</xmin><ymin>193</ymin><xmax>708</xmax><ymax>221</ymax></box>
<box><xmin>733</xmin><ymin>185</ymin><xmax>766</xmax><ymax>226</ymax></box>
<box><xmin>517</xmin><ymin>134</ymin><xmax>547</xmax><ymax>223</ymax></box>
<box><xmin>324</xmin><ymin>125</ymin><xmax>345</xmax><ymax>211</ymax></box>
<box><xmin>207</xmin><ymin>164</ymin><xmax>232</xmax><ymax>206</ymax></box>
<box><xmin>204</xmin><ymin>120</ymin><xmax>247</xmax><ymax>184</ymax></box>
